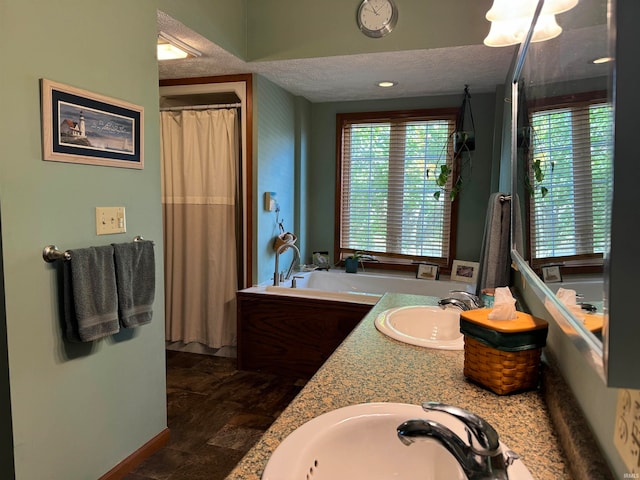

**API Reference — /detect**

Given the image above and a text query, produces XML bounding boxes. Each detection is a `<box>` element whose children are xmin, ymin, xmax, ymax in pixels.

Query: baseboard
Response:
<box><xmin>99</xmin><ymin>428</ymin><xmax>170</xmax><ymax>480</ymax></box>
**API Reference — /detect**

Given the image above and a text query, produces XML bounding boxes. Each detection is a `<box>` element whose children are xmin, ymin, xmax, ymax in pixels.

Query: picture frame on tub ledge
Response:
<box><xmin>451</xmin><ymin>260</ymin><xmax>479</xmax><ymax>284</ymax></box>
<box><xmin>416</xmin><ymin>263</ymin><xmax>439</xmax><ymax>280</ymax></box>
<box><xmin>40</xmin><ymin>79</ymin><xmax>144</xmax><ymax>169</ymax></box>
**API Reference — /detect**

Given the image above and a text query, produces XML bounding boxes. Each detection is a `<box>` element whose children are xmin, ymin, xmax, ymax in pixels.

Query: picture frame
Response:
<box><xmin>451</xmin><ymin>260</ymin><xmax>479</xmax><ymax>284</ymax></box>
<box><xmin>416</xmin><ymin>264</ymin><xmax>439</xmax><ymax>280</ymax></box>
<box><xmin>41</xmin><ymin>79</ymin><xmax>143</xmax><ymax>169</ymax></box>
<box><xmin>542</xmin><ymin>265</ymin><xmax>563</xmax><ymax>283</ymax></box>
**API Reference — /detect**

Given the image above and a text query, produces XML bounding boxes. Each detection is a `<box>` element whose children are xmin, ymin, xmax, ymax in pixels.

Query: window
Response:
<box><xmin>336</xmin><ymin>109</ymin><xmax>458</xmax><ymax>267</ymax></box>
<box><xmin>527</xmin><ymin>95</ymin><xmax>613</xmax><ymax>268</ymax></box>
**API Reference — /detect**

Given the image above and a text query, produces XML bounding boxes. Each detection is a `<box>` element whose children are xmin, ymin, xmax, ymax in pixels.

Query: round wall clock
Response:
<box><xmin>357</xmin><ymin>0</ymin><xmax>398</xmax><ymax>38</ymax></box>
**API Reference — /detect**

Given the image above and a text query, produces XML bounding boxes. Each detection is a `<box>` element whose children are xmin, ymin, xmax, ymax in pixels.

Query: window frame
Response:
<box><xmin>525</xmin><ymin>91</ymin><xmax>610</xmax><ymax>275</ymax></box>
<box><xmin>334</xmin><ymin>108</ymin><xmax>460</xmax><ymax>272</ymax></box>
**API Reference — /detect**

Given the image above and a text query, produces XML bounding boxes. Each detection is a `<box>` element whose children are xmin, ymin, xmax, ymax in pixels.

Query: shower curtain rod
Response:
<box><xmin>160</xmin><ymin>103</ymin><xmax>241</xmax><ymax>111</ymax></box>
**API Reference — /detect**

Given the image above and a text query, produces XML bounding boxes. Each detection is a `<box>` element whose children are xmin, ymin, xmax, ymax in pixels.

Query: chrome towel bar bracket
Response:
<box><xmin>42</xmin><ymin>236</ymin><xmax>151</xmax><ymax>263</ymax></box>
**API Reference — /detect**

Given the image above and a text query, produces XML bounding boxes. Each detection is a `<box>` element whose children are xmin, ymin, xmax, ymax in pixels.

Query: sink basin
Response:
<box><xmin>374</xmin><ymin>305</ymin><xmax>464</xmax><ymax>350</ymax></box>
<box><xmin>262</xmin><ymin>403</ymin><xmax>533</xmax><ymax>480</ymax></box>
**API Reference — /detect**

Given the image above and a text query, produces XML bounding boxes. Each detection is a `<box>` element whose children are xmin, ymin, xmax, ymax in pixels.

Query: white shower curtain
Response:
<box><xmin>160</xmin><ymin>109</ymin><xmax>238</xmax><ymax>348</ymax></box>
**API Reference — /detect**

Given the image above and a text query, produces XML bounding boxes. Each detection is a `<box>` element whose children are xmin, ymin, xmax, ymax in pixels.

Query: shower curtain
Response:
<box><xmin>160</xmin><ymin>109</ymin><xmax>238</xmax><ymax>348</ymax></box>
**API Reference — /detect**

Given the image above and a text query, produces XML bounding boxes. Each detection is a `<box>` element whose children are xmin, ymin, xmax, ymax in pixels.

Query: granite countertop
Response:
<box><xmin>226</xmin><ymin>293</ymin><xmax>570</xmax><ymax>480</ymax></box>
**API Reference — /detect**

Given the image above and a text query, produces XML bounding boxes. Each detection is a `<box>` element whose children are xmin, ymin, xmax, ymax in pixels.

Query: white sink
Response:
<box><xmin>374</xmin><ymin>305</ymin><xmax>464</xmax><ymax>350</ymax></box>
<box><xmin>262</xmin><ymin>403</ymin><xmax>533</xmax><ymax>480</ymax></box>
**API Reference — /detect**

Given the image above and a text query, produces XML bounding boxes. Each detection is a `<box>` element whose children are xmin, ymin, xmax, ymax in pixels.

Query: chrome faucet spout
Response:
<box><xmin>438</xmin><ymin>297</ymin><xmax>471</xmax><ymax>311</ymax></box>
<box><xmin>397</xmin><ymin>402</ymin><xmax>512</xmax><ymax>480</ymax></box>
<box><xmin>449</xmin><ymin>290</ymin><xmax>484</xmax><ymax>309</ymax></box>
<box><xmin>274</xmin><ymin>243</ymin><xmax>301</xmax><ymax>286</ymax></box>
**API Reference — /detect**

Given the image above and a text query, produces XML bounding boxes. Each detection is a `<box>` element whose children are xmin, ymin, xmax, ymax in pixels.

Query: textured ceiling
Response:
<box><xmin>157</xmin><ymin>10</ymin><xmax>609</xmax><ymax>104</ymax></box>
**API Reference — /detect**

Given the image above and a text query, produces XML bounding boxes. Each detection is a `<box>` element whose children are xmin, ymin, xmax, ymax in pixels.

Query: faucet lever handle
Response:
<box><xmin>422</xmin><ymin>402</ymin><xmax>500</xmax><ymax>454</ymax></box>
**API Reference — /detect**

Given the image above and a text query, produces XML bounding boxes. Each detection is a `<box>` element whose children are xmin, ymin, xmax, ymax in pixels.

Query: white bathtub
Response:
<box><xmin>549</xmin><ymin>275</ymin><xmax>604</xmax><ymax>302</ymax></box>
<box><xmin>244</xmin><ymin>269</ymin><xmax>473</xmax><ymax>305</ymax></box>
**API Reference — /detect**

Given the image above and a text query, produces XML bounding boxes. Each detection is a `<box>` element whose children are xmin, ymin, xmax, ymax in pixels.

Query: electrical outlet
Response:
<box><xmin>96</xmin><ymin>207</ymin><xmax>126</xmax><ymax>235</ymax></box>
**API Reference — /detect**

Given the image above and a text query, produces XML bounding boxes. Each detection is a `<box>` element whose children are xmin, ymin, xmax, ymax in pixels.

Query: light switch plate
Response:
<box><xmin>96</xmin><ymin>207</ymin><xmax>126</xmax><ymax>235</ymax></box>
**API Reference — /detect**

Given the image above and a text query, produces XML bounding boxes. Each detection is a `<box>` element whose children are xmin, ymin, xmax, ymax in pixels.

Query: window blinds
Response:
<box><xmin>339</xmin><ymin>115</ymin><xmax>456</xmax><ymax>261</ymax></box>
<box><xmin>529</xmin><ymin>101</ymin><xmax>613</xmax><ymax>261</ymax></box>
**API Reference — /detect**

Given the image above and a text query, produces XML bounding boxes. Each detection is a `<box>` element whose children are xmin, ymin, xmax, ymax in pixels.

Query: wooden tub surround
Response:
<box><xmin>237</xmin><ymin>289</ymin><xmax>372</xmax><ymax>378</ymax></box>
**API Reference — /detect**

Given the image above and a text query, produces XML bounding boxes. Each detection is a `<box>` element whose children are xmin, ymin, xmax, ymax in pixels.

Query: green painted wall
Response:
<box><xmin>255</xmin><ymin>76</ymin><xmax>298</xmax><ymax>284</ymax></box>
<box><xmin>307</xmin><ymin>92</ymin><xmax>498</xmax><ymax>266</ymax></box>
<box><xmin>0</xmin><ymin>1</ymin><xmax>166</xmax><ymax>478</ymax></box>
<box><xmin>157</xmin><ymin>0</ymin><xmax>247</xmax><ymax>59</ymax></box>
<box><xmin>246</xmin><ymin>0</ymin><xmax>494</xmax><ymax>61</ymax></box>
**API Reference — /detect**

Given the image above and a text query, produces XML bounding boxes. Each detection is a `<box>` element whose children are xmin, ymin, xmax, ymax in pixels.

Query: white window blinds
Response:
<box><xmin>338</xmin><ymin>112</ymin><xmax>456</xmax><ymax>262</ymax></box>
<box><xmin>529</xmin><ymin>100</ymin><xmax>613</xmax><ymax>262</ymax></box>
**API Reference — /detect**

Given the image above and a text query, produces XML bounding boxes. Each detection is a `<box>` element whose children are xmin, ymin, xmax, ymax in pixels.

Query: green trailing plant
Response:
<box><xmin>432</xmin><ymin>86</ymin><xmax>475</xmax><ymax>202</ymax></box>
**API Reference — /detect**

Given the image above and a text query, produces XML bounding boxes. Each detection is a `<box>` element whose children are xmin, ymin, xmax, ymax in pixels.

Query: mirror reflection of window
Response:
<box><xmin>526</xmin><ymin>94</ymin><xmax>613</xmax><ymax>271</ymax></box>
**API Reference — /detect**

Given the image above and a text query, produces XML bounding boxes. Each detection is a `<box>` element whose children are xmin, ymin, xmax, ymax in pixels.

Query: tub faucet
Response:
<box><xmin>397</xmin><ymin>402</ymin><xmax>518</xmax><ymax>480</ymax></box>
<box><xmin>274</xmin><ymin>243</ymin><xmax>301</xmax><ymax>286</ymax></box>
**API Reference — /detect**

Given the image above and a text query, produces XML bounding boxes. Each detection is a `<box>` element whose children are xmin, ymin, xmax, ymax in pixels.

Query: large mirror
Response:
<box><xmin>506</xmin><ymin>0</ymin><xmax>614</xmax><ymax>382</ymax></box>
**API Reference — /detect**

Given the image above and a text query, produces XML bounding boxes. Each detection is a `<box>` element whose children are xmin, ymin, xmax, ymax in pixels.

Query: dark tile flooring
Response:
<box><xmin>124</xmin><ymin>350</ymin><xmax>307</xmax><ymax>480</ymax></box>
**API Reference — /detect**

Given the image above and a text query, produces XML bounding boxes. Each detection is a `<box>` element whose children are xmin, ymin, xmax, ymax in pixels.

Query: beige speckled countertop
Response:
<box><xmin>226</xmin><ymin>293</ymin><xmax>570</xmax><ymax>480</ymax></box>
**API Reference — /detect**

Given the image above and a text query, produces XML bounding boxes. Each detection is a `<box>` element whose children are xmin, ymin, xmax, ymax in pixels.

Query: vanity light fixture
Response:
<box><xmin>483</xmin><ymin>0</ymin><xmax>578</xmax><ymax>47</ymax></box>
<box><xmin>377</xmin><ymin>81</ymin><xmax>397</xmax><ymax>88</ymax></box>
<box><xmin>157</xmin><ymin>31</ymin><xmax>202</xmax><ymax>61</ymax></box>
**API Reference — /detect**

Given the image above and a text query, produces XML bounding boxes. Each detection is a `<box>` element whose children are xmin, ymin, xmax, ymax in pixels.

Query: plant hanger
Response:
<box><xmin>434</xmin><ymin>85</ymin><xmax>476</xmax><ymax>201</ymax></box>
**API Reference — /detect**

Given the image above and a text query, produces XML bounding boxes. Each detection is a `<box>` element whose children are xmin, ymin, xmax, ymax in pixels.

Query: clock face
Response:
<box><xmin>357</xmin><ymin>0</ymin><xmax>398</xmax><ymax>38</ymax></box>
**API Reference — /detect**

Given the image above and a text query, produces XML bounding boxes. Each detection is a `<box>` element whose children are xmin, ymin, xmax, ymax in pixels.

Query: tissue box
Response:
<box><xmin>460</xmin><ymin>309</ymin><xmax>548</xmax><ymax>395</ymax></box>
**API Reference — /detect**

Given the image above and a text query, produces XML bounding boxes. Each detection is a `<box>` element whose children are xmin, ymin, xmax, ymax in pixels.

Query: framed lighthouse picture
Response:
<box><xmin>41</xmin><ymin>79</ymin><xmax>143</xmax><ymax>169</ymax></box>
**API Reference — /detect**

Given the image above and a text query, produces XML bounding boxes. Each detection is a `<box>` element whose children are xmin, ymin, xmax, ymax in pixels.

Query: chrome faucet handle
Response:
<box><xmin>422</xmin><ymin>402</ymin><xmax>500</xmax><ymax>454</ymax></box>
<box><xmin>291</xmin><ymin>275</ymin><xmax>304</xmax><ymax>288</ymax></box>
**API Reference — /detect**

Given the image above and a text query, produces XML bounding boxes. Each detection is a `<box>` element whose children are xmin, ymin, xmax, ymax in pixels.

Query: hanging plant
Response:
<box><xmin>432</xmin><ymin>85</ymin><xmax>475</xmax><ymax>202</ymax></box>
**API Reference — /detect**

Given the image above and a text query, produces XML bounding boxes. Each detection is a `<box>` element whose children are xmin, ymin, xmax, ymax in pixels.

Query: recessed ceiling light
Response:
<box><xmin>378</xmin><ymin>81</ymin><xmax>397</xmax><ymax>88</ymax></box>
<box><xmin>592</xmin><ymin>56</ymin><xmax>614</xmax><ymax>64</ymax></box>
<box><xmin>157</xmin><ymin>31</ymin><xmax>202</xmax><ymax>61</ymax></box>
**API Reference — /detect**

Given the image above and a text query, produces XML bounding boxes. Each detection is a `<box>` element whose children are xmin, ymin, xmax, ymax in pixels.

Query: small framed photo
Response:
<box><xmin>542</xmin><ymin>265</ymin><xmax>563</xmax><ymax>283</ymax></box>
<box><xmin>417</xmin><ymin>264</ymin><xmax>439</xmax><ymax>280</ymax></box>
<box><xmin>451</xmin><ymin>260</ymin><xmax>479</xmax><ymax>284</ymax></box>
<box><xmin>41</xmin><ymin>79</ymin><xmax>143</xmax><ymax>169</ymax></box>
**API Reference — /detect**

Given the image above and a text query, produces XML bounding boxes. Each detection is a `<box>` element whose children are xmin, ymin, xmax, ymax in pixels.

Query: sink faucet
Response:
<box><xmin>438</xmin><ymin>297</ymin><xmax>471</xmax><ymax>311</ymax></box>
<box><xmin>397</xmin><ymin>402</ymin><xmax>518</xmax><ymax>480</ymax></box>
<box><xmin>449</xmin><ymin>290</ymin><xmax>484</xmax><ymax>309</ymax></box>
<box><xmin>274</xmin><ymin>243</ymin><xmax>301</xmax><ymax>286</ymax></box>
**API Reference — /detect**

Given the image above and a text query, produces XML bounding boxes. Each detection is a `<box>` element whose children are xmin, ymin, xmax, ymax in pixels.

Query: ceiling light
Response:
<box><xmin>157</xmin><ymin>31</ymin><xmax>202</xmax><ymax>61</ymax></box>
<box><xmin>377</xmin><ymin>81</ymin><xmax>397</xmax><ymax>88</ymax></box>
<box><xmin>483</xmin><ymin>0</ymin><xmax>576</xmax><ymax>47</ymax></box>
<box><xmin>592</xmin><ymin>56</ymin><xmax>614</xmax><ymax>64</ymax></box>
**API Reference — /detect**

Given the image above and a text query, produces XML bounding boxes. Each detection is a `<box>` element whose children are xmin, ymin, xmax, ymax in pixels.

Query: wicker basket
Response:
<box><xmin>460</xmin><ymin>309</ymin><xmax>548</xmax><ymax>396</ymax></box>
<box><xmin>463</xmin><ymin>336</ymin><xmax>542</xmax><ymax>395</ymax></box>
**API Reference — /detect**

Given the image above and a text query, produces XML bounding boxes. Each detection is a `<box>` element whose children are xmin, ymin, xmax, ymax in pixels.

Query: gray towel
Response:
<box><xmin>476</xmin><ymin>192</ymin><xmax>512</xmax><ymax>295</ymax></box>
<box><xmin>63</xmin><ymin>245</ymin><xmax>120</xmax><ymax>342</ymax></box>
<box><xmin>112</xmin><ymin>241</ymin><xmax>155</xmax><ymax>328</ymax></box>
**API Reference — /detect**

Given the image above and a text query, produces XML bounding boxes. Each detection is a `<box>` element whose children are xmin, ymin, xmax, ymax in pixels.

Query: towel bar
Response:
<box><xmin>42</xmin><ymin>236</ymin><xmax>152</xmax><ymax>263</ymax></box>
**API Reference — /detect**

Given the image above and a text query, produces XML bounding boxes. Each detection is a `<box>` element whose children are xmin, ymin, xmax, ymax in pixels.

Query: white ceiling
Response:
<box><xmin>157</xmin><ymin>8</ymin><xmax>609</xmax><ymax>104</ymax></box>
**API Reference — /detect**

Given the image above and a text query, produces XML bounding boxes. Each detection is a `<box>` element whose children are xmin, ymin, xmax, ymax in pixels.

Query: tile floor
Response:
<box><xmin>124</xmin><ymin>350</ymin><xmax>307</xmax><ymax>480</ymax></box>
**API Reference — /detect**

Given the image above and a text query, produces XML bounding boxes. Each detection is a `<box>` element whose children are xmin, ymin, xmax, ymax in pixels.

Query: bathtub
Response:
<box><xmin>237</xmin><ymin>269</ymin><xmax>472</xmax><ymax>377</ymax></box>
<box><xmin>549</xmin><ymin>275</ymin><xmax>604</xmax><ymax>302</ymax></box>
<box><xmin>246</xmin><ymin>269</ymin><xmax>473</xmax><ymax>305</ymax></box>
